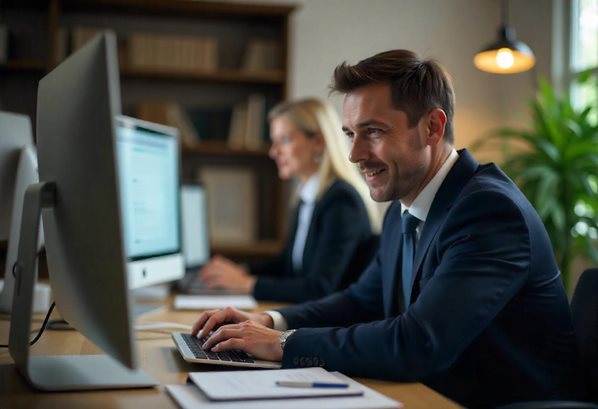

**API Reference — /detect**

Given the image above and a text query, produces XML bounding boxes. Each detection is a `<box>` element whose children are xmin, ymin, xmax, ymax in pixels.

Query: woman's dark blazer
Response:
<box><xmin>250</xmin><ymin>179</ymin><xmax>373</xmax><ymax>302</ymax></box>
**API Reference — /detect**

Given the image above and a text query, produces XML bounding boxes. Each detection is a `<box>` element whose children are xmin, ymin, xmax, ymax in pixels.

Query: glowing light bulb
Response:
<box><xmin>496</xmin><ymin>48</ymin><xmax>514</xmax><ymax>69</ymax></box>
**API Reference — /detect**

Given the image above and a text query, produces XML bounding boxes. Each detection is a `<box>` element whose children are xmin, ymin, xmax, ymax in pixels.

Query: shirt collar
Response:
<box><xmin>298</xmin><ymin>174</ymin><xmax>320</xmax><ymax>205</ymax></box>
<box><xmin>401</xmin><ymin>148</ymin><xmax>459</xmax><ymax>221</ymax></box>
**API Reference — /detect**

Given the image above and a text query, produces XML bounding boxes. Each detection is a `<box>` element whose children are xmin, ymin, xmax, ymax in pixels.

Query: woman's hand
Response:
<box><xmin>197</xmin><ymin>255</ymin><xmax>257</xmax><ymax>293</ymax></box>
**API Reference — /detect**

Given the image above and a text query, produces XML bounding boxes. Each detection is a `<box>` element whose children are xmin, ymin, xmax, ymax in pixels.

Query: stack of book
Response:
<box><xmin>128</xmin><ymin>32</ymin><xmax>218</xmax><ymax>72</ymax></box>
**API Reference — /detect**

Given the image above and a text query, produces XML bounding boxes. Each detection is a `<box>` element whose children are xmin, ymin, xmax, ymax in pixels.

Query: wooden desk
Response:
<box><xmin>0</xmin><ymin>302</ymin><xmax>461</xmax><ymax>409</ymax></box>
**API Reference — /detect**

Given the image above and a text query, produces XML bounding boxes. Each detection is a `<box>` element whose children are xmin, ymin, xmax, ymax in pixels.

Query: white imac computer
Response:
<box><xmin>9</xmin><ymin>32</ymin><xmax>163</xmax><ymax>390</ymax></box>
<box><xmin>116</xmin><ymin>115</ymin><xmax>184</xmax><ymax>291</ymax></box>
<box><xmin>0</xmin><ymin>111</ymin><xmax>48</xmax><ymax>313</ymax></box>
<box><xmin>0</xmin><ymin>111</ymin><xmax>35</xmax><ymax>241</ymax></box>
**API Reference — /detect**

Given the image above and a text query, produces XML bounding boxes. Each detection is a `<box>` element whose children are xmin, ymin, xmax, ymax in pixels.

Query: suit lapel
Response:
<box><xmin>409</xmin><ymin>149</ymin><xmax>479</xmax><ymax>295</ymax></box>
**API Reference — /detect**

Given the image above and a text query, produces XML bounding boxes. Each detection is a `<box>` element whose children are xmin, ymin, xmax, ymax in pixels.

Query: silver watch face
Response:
<box><xmin>280</xmin><ymin>329</ymin><xmax>296</xmax><ymax>350</ymax></box>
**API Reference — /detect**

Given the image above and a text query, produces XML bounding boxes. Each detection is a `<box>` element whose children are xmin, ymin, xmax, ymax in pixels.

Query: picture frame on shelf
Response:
<box><xmin>197</xmin><ymin>166</ymin><xmax>257</xmax><ymax>246</ymax></box>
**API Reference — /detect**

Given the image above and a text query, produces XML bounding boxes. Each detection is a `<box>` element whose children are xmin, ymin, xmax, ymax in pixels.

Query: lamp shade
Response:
<box><xmin>474</xmin><ymin>26</ymin><xmax>535</xmax><ymax>74</ymax></box>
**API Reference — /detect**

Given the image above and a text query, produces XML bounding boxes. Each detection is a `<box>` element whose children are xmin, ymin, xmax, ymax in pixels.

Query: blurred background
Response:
<box><xmin>0</xmin><ymin>0</ymin><xmax>595</xmax><ymax>291</ymax></box>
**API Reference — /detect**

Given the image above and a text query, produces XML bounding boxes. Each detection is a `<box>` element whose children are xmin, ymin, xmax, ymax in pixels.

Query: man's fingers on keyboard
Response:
<box><xmin>192</xmin><ymin>309</ymin><xmax>218</xmax><ymax>336</ymax></box>
<box><xmin>202</xmin><ymin>324</ymin><xmax>241</xmax><ymax>350</ymax></box>
<box><xmin>198</xmin><ymin>308</ymin><xmax>231</xmax><ymax>338</ymax></box>
<box><xmin>211</xmin><ymin>337</ymin><xmax>243</xmax><ymax>352</ymax></box>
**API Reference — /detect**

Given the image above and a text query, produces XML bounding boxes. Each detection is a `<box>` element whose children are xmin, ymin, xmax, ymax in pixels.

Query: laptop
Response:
<box><xmin>172</xmin><ymin>332</ymin><xmax>281</xmax><ymax>369</ymax></box>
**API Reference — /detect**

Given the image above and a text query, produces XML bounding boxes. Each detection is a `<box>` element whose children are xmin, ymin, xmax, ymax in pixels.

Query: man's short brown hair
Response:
<box><xmin>331</xmin><ymin>49</ymin><xmax>456</xmax><ymax>144</ymax></box>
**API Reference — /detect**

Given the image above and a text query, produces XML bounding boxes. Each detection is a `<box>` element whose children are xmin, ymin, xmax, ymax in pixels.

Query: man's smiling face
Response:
<box><xmin>342</xmin><ymin>82</ymin><xmax>434</xmax><ymax>205</ymax></box>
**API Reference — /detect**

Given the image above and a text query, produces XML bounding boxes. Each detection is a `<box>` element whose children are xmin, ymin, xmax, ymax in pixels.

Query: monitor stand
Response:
<box><xmin>9</xmin><ymin>182</ymin><xmax>158</xmax><ymax>391</ymax></box>
<box><xmin>131</xmin><ymin>285</ymin><xmax>169</xmax><ymax>318</ymax></box>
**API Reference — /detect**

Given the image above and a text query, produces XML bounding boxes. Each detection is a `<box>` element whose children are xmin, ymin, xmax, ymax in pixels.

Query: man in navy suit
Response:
<box><xmin>192</xmin><ymin>50</ymin><xmax>582</xmax><ymax>408</ymax></box>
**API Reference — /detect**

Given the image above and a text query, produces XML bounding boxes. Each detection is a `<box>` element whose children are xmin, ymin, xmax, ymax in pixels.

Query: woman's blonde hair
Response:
<box><xmin>268</xmin><ymin>98</ymin><xmax>381</xmax><ymax>231</ymax></box>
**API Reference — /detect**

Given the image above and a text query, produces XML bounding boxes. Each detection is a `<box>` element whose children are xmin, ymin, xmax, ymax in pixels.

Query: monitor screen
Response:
<box><xmin>115</xmin><ymin>116</ymin><xmax>184</xmax><ymax>289</ymax></box>
<box><xmin>181</xmin><ymin>183</ymin><xmax>210</xmax><ymax>269</ymax></box>
<box><xmin>116</xmin><ymin>117</ymin><xmax>180</xmax><ymax>259</ymax></box>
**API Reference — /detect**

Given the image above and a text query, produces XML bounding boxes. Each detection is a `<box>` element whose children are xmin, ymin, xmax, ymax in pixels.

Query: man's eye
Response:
<box><xmin>366</xmin><ymin>128</ymin><xmax>382</xmax><ymax>136</ymax></box>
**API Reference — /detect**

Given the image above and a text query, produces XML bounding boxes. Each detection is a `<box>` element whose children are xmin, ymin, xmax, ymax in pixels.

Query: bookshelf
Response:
<box><xmin>0</xmin><ymin>0</ymin><xmax>296</xmax><ymax>261</ymax></box>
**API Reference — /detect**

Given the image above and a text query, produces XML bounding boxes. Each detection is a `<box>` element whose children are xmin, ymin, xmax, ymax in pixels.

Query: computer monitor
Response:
<box><xmin>9</xmin><ymin>31</ymin><xmax>157</xmax><ymax>390</ymax></box>
<box><xmin>0</xmin><ymin>111</ymin><xmax>48</xmax><ymax>314</ymax></box>
<box><xmin>180</xmin><ymin>183</ymin><xmax>210</xmax><ymax>271</ymax></box>
<box><xmin>0</xmin><ymin>111</ymin><xmax>34</xmax><ymax>241</ymax></box>
<box><xmin>115</xmin><ymin>115</ymin><xmax>184</xmax><ymax>290</ymax></box>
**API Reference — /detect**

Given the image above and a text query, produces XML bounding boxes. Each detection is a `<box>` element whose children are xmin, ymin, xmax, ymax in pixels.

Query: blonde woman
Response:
<box><xmin>198</xmin><ymin>98</ymin><xmax>379</xmax><ymax>302</ymax></box>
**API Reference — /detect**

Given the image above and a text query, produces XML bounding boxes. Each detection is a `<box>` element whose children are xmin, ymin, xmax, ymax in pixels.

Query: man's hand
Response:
<box><xmin>191</xmin><ymin>306</ymin><xmax>273</xmax><ymax>339</ymax></box>
<box><xmin>202</xmin><ymin>320</ymin><xmax>284</xmax><ymax>362</ymax></box>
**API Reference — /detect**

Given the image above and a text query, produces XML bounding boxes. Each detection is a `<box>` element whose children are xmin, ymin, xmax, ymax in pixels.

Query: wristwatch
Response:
<box><xmin>279</xmin><ymin>329</ymin><xmax>297</xmax><ymax>351</ymax></box>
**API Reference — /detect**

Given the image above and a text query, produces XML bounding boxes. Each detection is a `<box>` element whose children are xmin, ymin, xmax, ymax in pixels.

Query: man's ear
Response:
<box><xmin>425</xmin><ymin>108</ymin><xmax>447</xmax><ymax>146</ymax></box>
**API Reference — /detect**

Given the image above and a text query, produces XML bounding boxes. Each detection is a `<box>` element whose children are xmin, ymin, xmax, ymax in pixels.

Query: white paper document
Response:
<box><xmin>173</xmin><ymin>294</ymin><xmax>257</xmax><ymax>310</ymax></box>
<box><xmin>166</xmin><ymin>371</ymin><xmax>402</xmax><ymax>409</ymax></box>
<box><xmin>190</xmin><ymin>367</ymin><xmax>363</xmax><ymax>400</ymax></box>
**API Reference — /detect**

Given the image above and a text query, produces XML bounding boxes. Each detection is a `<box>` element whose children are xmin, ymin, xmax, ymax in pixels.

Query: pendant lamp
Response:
<box><xmin>474</xmin><ymin>0</ymin><xmax>536</xmax><ymax>74</ymax></box>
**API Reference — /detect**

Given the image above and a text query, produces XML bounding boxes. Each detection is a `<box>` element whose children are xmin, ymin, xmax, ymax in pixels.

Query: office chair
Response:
<box><xmin>498</xmin><ymin>268</ymin><xmax>598</xmax><ymax>409</ymax></box>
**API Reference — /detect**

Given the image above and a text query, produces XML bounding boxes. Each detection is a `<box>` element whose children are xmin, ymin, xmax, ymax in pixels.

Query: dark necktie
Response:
<box><xmin>401</xmin><ymin>211</ymin><xmax>420</xmax><ymax>308</ymax></box>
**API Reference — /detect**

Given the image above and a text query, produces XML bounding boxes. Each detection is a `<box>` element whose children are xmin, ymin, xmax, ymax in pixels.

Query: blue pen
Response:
<box><xmin>275</xmin><ymin>380</ymin><xmax>349</xmax><ymax>388</ymax></box>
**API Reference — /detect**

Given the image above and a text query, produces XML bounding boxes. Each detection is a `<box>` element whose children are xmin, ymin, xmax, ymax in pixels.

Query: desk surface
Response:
<box><xmin>0</xmin><ymin>301</ymin><xmax>461</xmax><ymax>409</ymax></box>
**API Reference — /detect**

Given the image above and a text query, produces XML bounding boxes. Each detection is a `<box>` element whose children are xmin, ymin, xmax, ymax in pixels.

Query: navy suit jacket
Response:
<box><xmin>251</xmin><ymin>179</ymin><xmax>372</xmax><ymax>302</ymax></box>
<box><xmin>278</xmin><ymin>150</ymin><xmax>582</xmax><ymax>408</ymax></box>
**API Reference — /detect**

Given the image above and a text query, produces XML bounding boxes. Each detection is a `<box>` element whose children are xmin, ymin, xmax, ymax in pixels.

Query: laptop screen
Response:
<box><xmin>181</xmin><ymin>184</ymin><xmax>210</xmax><ymax>269</ymax></box>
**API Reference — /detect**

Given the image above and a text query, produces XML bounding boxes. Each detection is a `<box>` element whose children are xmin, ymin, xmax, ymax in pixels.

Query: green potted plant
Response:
<box><xmin>475</xmin><ymin>73</ymin><xmax>598</xmax><ymax>290</ymax></box>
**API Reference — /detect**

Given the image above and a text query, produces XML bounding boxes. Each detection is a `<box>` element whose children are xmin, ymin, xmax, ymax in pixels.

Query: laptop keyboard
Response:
<box><xmin>181</xmin><ymin>333</ymin><xmax>256</xmax><ymax>364</ymax></box>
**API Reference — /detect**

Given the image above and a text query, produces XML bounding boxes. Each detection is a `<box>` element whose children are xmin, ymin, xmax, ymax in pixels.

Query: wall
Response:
<box><xmin>231</xmin><ymin>0</ymin><xmax>556</xmax><ymax>152</ymax></box>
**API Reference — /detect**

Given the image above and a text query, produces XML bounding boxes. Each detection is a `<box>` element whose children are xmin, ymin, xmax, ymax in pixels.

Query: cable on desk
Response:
<box><xmin>0</xmin><ymin>301</ymin><xmax>56</xmax><ymax>348</ymax></box>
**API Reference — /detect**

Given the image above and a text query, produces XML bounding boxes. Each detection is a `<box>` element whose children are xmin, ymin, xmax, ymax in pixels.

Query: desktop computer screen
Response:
<box><xmin>9</xmin><ymin>31</ymin><xmax>158</xmax><ymax>390</ymax></box>
<box><xmin>115</xmin><ymin>116</ymin><xmax>184</xmax><ymax>289</ymax></box>
<box><xmin>180</xmin><ymin>183</ymin><xmax>210</xmax><ymax>271</ymax></box>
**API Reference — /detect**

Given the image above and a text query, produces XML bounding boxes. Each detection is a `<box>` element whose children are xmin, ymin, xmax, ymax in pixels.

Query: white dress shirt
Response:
<box><xmin>401</xmin><ymin>149</ymin><xmax>459</xmax><ymax>240</ymax></box>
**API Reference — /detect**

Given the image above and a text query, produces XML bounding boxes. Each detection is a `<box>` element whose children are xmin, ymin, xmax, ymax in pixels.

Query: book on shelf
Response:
<box><xmin>245</xmin><ymin>94</ymin><xmax>266</xmax><ymax>150</ymax></box>
<box><xmin>242</xmin><ymin>38</ymin><xmax>282</xmax><ymax>73</ymax></box>
<box><xmin>128</xmin><ymin>32</ymin><xmax>218</xmax><ymax>73</ymax></box>
<box><xmin>227</xmin><ymin>94</ymin><xmax>267</xmax><ymax>150</ymax></box>
<box><xmin>227</xmin><ymin>101</ymin><xmax>248</xmax><ymax>149</ymax></box>
<box><xmin>136</xmin><ymin>100</ymin><xmax>200</xmax><ymax>149</ymax></box>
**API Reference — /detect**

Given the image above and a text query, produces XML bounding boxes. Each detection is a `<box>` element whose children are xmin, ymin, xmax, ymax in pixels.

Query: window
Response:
<box><xmin>570</xmin><ymin>0</ymin><xmax>597</xmax><ymax>122</ymax></box>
